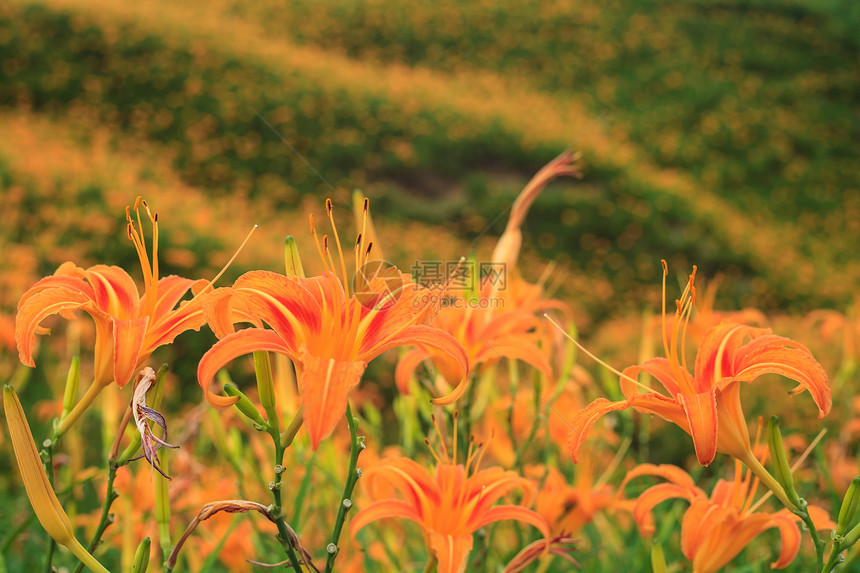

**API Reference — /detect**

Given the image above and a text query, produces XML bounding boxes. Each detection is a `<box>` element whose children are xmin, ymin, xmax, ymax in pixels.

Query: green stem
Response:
<box><xmin>42</xmin><ymin>539</ymin><xmax>56</xmax><ymax>573</ymax></box>
<box><xmin>270</xmin><ymin>439</ymin><xmax>303</xmax><ymax>571</ymax></box>
<box><xmin>822</xmin><ymin>545</ymin><xmax>843</xmax><ymax>573</ymax></box>
<box><xmin>796</xmin><ymin>507</ymin><xmax>826</xmax><ymax>569</ymax></box>
<box><xmin>280</xmin><ymin>405</ymin><xmax>304</xmax><ymax>448</ymax></box>
<box><xmin>324</xmin><ymin>403</ymin><xmax>363</xmax><ymax>573</ymax></box>
<box><xmin>291</xmin><ymin>451</ymin><xmax>317</xmax><ymax>530</ymax></box>
<box><xmin>741</xmin><ymin>453</ymin><xmax>797</xmax><ymax>510</ymax></box>
<box><xmin>743</xmin><ymin>453</ymin><xmax>827</xmax><ymax>568</ymax></box>
<box><xmin>72</xmin><ymin>462</ymin><xmax>119</xmax><ymax>573</ymax></box>
<box><xmin>41</xmin><ymin>440</ymin><xmax>56</xmax><ymax>573</ymax></box>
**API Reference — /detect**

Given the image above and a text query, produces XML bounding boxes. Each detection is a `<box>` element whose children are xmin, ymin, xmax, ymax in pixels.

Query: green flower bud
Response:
<box><xmin>60</xmin><ymin>357</ymin><xmax>81</xmax><ymax>421</ymax></box>
<box><xmin>253</xmin><ymin>352</ymin><xmax>278</xmax><ymax>431</ymax></box>
<box><xmin>223</xmin><ymin>383</ymin><xmax>268</xmax><ymax>429</ymax></box>
<box><xmin>284</xmin><ymin>236</ymin><xmax>305</xmax><ymax>279</ymax></box>
<box><xmin>838</xmin><ymin>477</ymin><xmax>860</xmax><ymax>537</ymax></box>
<box><xmin>4</xmin><ymin>386</ymin><xmax>109</xmax><ymax>572</ymax></box>
<box><xmin>131</xmin><ymin>537</ymin><xmax>151</xmax><ymax>573</ymax></box>
<box><xmin>767</xmin><ymin>416</ymin><xmax>802</xmax><ymax>508</ymax></box>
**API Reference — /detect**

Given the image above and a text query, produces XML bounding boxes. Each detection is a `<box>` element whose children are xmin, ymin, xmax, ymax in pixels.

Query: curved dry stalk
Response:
<box><xmin>166</xmin><ymin>500</ymin><xmax>317</xmax><ymax>572</ymax></box>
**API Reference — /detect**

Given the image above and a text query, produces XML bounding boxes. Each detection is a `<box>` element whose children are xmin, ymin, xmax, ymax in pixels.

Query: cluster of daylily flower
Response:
<box><xmin>3</xmin><ymin>152</ymin><xmax>860</xmax><ymax>572</ymax></box>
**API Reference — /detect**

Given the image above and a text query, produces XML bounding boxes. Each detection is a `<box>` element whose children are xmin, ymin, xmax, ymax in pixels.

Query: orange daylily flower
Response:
<box><xmin>351</xmin><ymin>416</ymin><xmax>550</xmax><ymax>573</ymax></box>
<box><xmin>197</xmin><ymin>199</ymin><xmax>468</xmax><ymax>449</ymax></box>
<box><xmin>15</xmin><ymin>198</ymin><xmax>209</xmax><ymax>433</ymax></box>
<box><xmin>528</xmin><ymin>462</ymin><xmax>627</xmax><ymax>536</ymax></box>
<box><xmin>395</xmin><ymin>277</ymin><xmax>558</xmax><ymax>404</ymax></box>
<box><xmin>396</xmin><ymin>152</ymin><xmax>580</xmax><ymax>404</ymax></box>
<box><xmin>623</xmin><ymin>461</ymin><xmax>834</xmax><ymax>573</ymax></box>
<box><xmin>567</xmin><ymin>263</ymin><xmax>830</xmax><ymax>472</ymax></box>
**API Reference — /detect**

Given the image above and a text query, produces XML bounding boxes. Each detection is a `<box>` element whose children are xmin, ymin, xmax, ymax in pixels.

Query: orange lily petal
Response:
<box><xmin>84</xmin><ymin>265</ymin><xmax>140</xmax><ymax>318</ymax></box>
<box><xmin>203</xmin><ymin>287</ymin><xmax>261</xmax><ymax>338</ymax></box>
<box><xmin>626</xmin><ymin>392</ymin><xmax>692</xmax><ymax>435</ymax></box>
<box><xmin>474</xmin><ymin>341</ymin><xmax>553</xmax><ymax>380</ymax></box>
<box><xmin>468</xmin><ymin>470</ymin><xmax>535</xmax><ymax>517</ymax></box>
<box><xmin>680</xmin><ymin>501</ymin><xmax>729</xmax><ymax>564</ymax></box>
<box><xmin>223</xmin><ymin>272</ymin><xmax>315</xmax><ymax>344</ymax></box>
<box><xmin>622</xmin><ymin>359</ymin><xmax>689</xmax><ymax>398</ymax></box>
<box><xmin>712</xmin><ymin>381</ymin><xmax>753</xmax><ymax>460</ymax></box>
<box><xmin>695</xmin><ymin>513</ymin><xmax>773</xmax><ymax>573</ymax></box>
<box><xmin>770</xmin><ymin>511</ymin><xmax>802</xmax><ymax>569</ymax></box>
<box><xmin>472</xmin><ymin>505</ymin><xmax>550</xmax><ymax>538</ymax></box>
<box><xmin>349</xmin><ymin>499</ymin><xmax>423</xmax><ymax>538</ymax></box>
<box><xmin>298</xmin><ymin>349</ymin><xmax>366</xmax><ymax>450</ymax></box>
<box><xmin>732</xmin><ymin>334</ymin><xmax>831</xmax><ymax>417</ymax></box>
<box><xmin>112</xmin><ymin>317</ymin><xmax>149</xmax><ymax>387</ymax></box>
<box><xmin>567</xmin><ymin>398</ymin><xmax>630</xmax><ymax>463</ymax></box>
<box><xmin>429</xmin><ymin>533</ymin><xmax>474</xmax><ymax>573</ymax></box>
<box><xmin>679</xmin><ymin>389</ymin><xmax>719</xmax><ymax>466</ymax></box>
<box><xmin>693</xmin><ymin>322</ymin><xmax>763</xmax><ymax>387</ymax></box>
<box><xmin>621</xmin><ymin>464</ymin><xmax>705</xmax><ymax>536</ymax></box>
<box><xmin>152</xmin><ymin>276</ymin><xmax>204</xmax><ymax>317</ymax></box>
<box><xmin>16</xmin><ymin>273</ymin><xmax>94</xmax><ymax>310</ymax></box>
<box><xmin>144</xmin><ymin>303</ymin><xmax>206</xmax><ymax>355</ymax></box>
<box><xmin>632</xmin><ymin>483</ymin><xmax>698</xmax><ymax>536</ymax></box>
<box><xmin>365</xmin><ymin>458</ymin><xmax>441</xmax><ymax>508</ymax></box>
<box><xmin>197</xmin><ymin>329</ymin><xmax>293</xmax><ymax>408</ymax></box>
<box><xmin>373</xmin><ymin>326</ymin><xmax>467</xmax><ymax>406</ymax></box>
<box><xmin>16</xmin><ymin>287</ymin><xmax>92</xmax><ymax>367</ymax></box>
<box><xmin>394</xmin><ymin>348</ymin><xmax>430</xmax><ymax>394</ymax></box>
<box><xmin>620</xmin><ymin>463</ymin><xmax>700</xmax><ymax>492</ymax></box>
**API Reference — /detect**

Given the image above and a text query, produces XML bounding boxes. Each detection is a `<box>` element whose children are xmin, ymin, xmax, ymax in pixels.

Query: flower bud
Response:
<box><xmin>223</xmin><ymin>383</ymin><xmax>268</xmax><ymax>429</ymax></box>
<box><xmin>131</xmin><ymin>536</ymin><xmax>151</xmax><ymax>573</ymax></box>
<box><xmin>60</xmin><ymin>357</ymin><xmax>81</xmax><ymax>421</ymax></box>
<box><xmin>253</xmin><ymin>352</ymin><xmax>278</xmax><ymax>431</ymax></box>
<box><xmin>3</xmin><ymin>386</ymin><xmax>109</xmax><ymax>573</ymax></box>
<box><xmin>284</xmin><ymin>236</ymin><xmax>305</xmax><ymax>279</ymax></box>
<box><xmin>838</xmin><ymin>477</ymin><xmax>860</xmax><ymax>537</ymax></box>
<box><xmin>767</xmin><ymin>416</ymin><xmax>802</xmax><ymax>508</ymax></box>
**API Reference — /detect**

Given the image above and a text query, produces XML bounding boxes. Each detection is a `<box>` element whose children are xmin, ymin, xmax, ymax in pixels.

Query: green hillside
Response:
<box><xmin>1</xmin><ymin>0</ymin><xmax>857</xmax><ymax>316</ymax></box>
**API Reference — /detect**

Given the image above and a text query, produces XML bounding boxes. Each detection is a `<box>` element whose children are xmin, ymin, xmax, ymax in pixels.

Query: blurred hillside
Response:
<box><xmin>1</xmin><ymin>0</ymin><xmax>857</xmax><ymax>323</ymax></box>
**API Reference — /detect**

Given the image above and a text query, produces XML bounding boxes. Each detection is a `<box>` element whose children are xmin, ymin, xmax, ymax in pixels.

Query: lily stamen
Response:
<box><xmin>325</xmin><ymin>198</ymin><xmax>350</xmax><ymax>299</ymax></box>
<box><xmin>545</xmin><ymin>314</ymin><xmax>658</xmax><ymax>396</ymax></box>
<box><xmin>196</xmin><ymin>224</ymin><xmax>258</xmax><ymax>298</ymax></box>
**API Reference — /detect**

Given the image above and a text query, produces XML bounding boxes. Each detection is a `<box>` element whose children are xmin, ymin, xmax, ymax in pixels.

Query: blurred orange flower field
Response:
<box><xmin>1</xmin><ymin>0</ymin><xmax>858</xmax><ymax>571</ymax></box>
